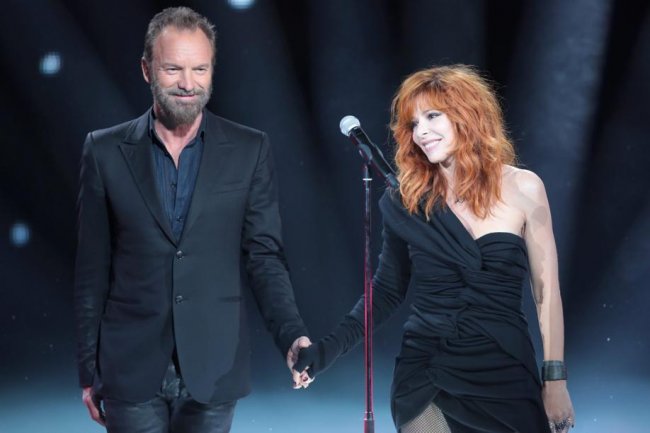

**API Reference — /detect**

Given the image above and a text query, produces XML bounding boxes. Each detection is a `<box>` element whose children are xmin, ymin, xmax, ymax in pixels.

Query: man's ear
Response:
<box><xmin>141</xmin><ymin>58</ymin><xmax>151</xmax><ymax>84</ymax></box>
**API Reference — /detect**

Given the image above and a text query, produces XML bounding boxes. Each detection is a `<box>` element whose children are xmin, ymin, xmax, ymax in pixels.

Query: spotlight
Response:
<box><xmin>10</xmin><ymin>222</ymin><xmax>30</xmax><ymax>247</ymax></box>
<box><xmin>227</xmin><ymin>0</ymin><xmax>255</xmax><ymax>11</ymax></box>
<box><xmin>39</xmin><ymin>52</ymin><xmax>62</xmax><ymax>75</ymax></box>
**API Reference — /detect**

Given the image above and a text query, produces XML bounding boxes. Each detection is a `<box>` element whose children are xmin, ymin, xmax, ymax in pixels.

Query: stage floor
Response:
<box><xmin>0</xmin><ymin>363</ymin><xmax>646</xmax><ymax>433</ymax></box>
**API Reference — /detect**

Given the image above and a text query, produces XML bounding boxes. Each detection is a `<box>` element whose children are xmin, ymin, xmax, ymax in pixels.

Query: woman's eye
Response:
<box><xmin>427</xmin><ymin>112</ymin><xmax>440</xmax><ymax>119</ymax></box>
<box><xmin>410</xmin><ymin>121</ymin><xmax>418</xmax><ymax>130</ymax></box>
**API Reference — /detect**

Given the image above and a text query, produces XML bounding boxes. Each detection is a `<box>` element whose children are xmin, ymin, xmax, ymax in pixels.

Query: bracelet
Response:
<box><xmin>542</xmin><ymin>360</ymin><xmax>567</xmax><ymax>381</ymax></box>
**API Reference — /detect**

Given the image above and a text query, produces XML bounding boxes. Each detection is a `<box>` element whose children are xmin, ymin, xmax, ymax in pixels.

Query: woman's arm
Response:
<box><xmin>293</xmin><ymin>221</ymin><xmax>411</xmax><ymax>377</ymax></box>
<box><xmin>518</xmin><ymin>170</ymin><xmax>575</xmax><ymax>431</ymax></box>
<box><xmin>520</xmin><ymin>170</ymin><xmax>564</xmax><ymax>360</ymax></box>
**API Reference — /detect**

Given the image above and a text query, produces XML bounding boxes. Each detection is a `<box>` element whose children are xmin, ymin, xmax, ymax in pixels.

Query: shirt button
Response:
<box><xmin>176</xmin><ymin>216</ymin><xmax>183</xmax><ymax>222</ymax></box>
<box><xmin>175</xmin><ymin>295</ymin><xmax>184</xmax><ymax>304</ymax></box>
<box><xmin>176</xmin><ymin>250</ymin><xmax>184</xmax><ymax>259</ymax></box>
<box><xmin>171</xmin><ymin>183</ymin><xmax>177</xmax><ymax>189</ymax></box>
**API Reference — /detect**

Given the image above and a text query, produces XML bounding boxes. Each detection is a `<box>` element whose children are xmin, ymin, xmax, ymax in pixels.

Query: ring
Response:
<box><xmin>552</xmin><ymin>417</ymin><xmax>573</xmax><ymax>430</ymax></box>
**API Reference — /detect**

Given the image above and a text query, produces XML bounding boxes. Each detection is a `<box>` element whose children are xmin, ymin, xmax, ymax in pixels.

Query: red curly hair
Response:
<box><xmin>390</xmin><ymin>65</ymin><xmax>515</xmax><ymax>219</ymax></box>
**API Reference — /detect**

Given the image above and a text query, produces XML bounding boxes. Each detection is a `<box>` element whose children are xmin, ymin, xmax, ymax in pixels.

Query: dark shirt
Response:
<box><xmin>149</xmin><ymin>110</ymin><xmax>205</xmax><ymax>241</ymax></box>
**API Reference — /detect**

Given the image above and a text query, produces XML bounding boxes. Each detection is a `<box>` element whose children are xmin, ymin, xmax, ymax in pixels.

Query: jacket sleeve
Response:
<box><xmin>241</xmin><ymin>132</ymin><xmax>309</xmax><ymax>356</ymax></box>
<box><xmin>74</xmin><ymin>133</ymin><xmax>111</xmax><ymax>387</ymax></box>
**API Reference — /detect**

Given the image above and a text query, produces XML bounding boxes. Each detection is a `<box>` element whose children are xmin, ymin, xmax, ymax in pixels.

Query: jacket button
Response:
<box><xmin>175</xmin><ymin>295</ymin><xmax>184</xmax><ymax>304</ymax></box>
<box><xmin>176</xmin><ymin>250</ymin><xmax>184</xmax><ymax>259</ymax></box>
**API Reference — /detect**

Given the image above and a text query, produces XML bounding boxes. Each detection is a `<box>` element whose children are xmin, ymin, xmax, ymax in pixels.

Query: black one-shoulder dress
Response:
<box><xmin>334</xmin><ymin>191</ymin><xmax>551</xmax><ymax>432</ymax></box>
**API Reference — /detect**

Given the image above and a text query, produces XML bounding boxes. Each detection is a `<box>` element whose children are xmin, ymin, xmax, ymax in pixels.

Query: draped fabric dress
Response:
<box><xmin>338</xmin><ymin>191</ymin><xmax>551</xmax><ymax>432</ymax></box>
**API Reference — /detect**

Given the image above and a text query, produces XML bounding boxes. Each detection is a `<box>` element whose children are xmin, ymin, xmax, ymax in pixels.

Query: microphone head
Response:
<box><xmin>339</xmin><ymin>115</ymin><xmax>361</xmax><ymax>136</ymax></box>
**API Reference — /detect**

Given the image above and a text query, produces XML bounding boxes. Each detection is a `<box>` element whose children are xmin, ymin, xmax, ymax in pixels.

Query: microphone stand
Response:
<box><xmin>343</xmin><ymin>118</ymin><xmax>397</xmax><ymax>433</ymax></box>
<box><xmin>361</xmin><ymin>163</ymin><xmax>375</xmax><ymax>433</ymax></box>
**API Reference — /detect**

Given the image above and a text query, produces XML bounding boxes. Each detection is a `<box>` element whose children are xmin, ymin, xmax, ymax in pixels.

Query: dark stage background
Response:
<box><xmin>1</xmin><ymin>1</ymin><xmax>649</xmax><ymax>432</ymax></box>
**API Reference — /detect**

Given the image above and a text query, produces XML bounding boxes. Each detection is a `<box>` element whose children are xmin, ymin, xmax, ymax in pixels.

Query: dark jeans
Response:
<box><xmin>103</xmin><ymin>361</ymin><xmax>236</xmax><ymax>433</ymax></box>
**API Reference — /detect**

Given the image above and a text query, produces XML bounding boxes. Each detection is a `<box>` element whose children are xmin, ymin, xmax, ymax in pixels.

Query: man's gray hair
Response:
<box><xmin>143</xmin><ymin>6</ymin><xmax>217</xmax><ymax>65</ymax></box>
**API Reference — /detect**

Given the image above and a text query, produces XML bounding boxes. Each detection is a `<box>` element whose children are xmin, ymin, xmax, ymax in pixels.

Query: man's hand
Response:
<box><xmin>286</xmin><ymin>336</ymin><xmax>313</xmax><ymax>389</ymax></box>
<box><xmin>82</xmin><ymin>386</ymin><xmax>105</xmax><ymax>426</ymax></box>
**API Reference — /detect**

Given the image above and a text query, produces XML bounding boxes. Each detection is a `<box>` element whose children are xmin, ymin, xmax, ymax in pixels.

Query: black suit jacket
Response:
<box><xmin>74</xmin><ymin>110</ymin><xmax>307</xmax><ymax>403</ymax></box>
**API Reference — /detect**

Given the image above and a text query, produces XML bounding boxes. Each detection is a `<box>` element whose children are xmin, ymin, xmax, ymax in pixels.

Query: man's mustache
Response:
<box><xmin>167</xmin><ymin>88</ymin><xmax>206</xmax><ymax>97</ymax></box>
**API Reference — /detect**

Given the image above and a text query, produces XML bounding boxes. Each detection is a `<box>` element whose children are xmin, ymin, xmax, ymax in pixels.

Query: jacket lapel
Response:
<box><xmin>119</xmin><ymin>112</ymin><xmax>177</xmax><ymax>245</ymax></box>
<box><xmin>181</xmin><ymin>114</ymin><xmax>233</xmax><ymax>239</ymax></box>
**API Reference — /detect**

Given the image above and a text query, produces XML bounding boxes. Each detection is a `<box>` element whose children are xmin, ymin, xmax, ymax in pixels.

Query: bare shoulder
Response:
<box><xmin>503</xmin><ymin>166</ymin><xmax>546</xmax><ymax>200</ymax></box>
<box><xmin>501</xmin><ymin>166</ymin><xmax>550</xmax><ymax>224</ymax></box>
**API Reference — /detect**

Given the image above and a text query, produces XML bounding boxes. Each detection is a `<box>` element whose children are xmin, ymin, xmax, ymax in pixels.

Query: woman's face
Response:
<box><xmin>410</xmin><ymin>98</ymin><xmax>456</xmax><ymax>166</ymax></box>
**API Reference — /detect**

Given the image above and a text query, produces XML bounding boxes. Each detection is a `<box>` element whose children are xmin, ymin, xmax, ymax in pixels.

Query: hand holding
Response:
<box><xmin>292</xmin><ymin>333</ymin><xmax>342</xmax><ymax>380</ymax></box>
<box><xmin>287</xmin><ymin>336</ymin><xmax>313</xmax><ymax>389</ymax></box>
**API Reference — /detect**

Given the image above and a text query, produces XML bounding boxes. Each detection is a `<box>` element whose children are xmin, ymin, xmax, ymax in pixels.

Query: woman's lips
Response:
<box><xmin>421</xmin><ymin>139</ymin><xmax>441</xmax><ymax>149</ymax></box>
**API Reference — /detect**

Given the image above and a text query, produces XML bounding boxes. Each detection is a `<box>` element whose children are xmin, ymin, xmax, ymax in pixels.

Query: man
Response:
<box><xmin>74</xmin><ymin>7</ymin><xmax>310</xmax><ymax>432</ymax></box>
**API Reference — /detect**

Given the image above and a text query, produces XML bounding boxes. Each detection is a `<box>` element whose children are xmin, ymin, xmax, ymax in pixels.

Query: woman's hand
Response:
<box><xmin>542</xmin><ymin>380</ymin><xmax>575</xmax><ymax>433</ymax></box>
<box><xmin>287</xmin><ymin>336</ymin><xmax>313</xmax><ymax>389</ymax></box>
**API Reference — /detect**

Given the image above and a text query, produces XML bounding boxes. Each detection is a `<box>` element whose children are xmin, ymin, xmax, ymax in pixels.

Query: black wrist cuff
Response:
<box><xmin>542</xmin><ymin>360</ymin><xmax>567</xmax><ymax>381</ymax></box>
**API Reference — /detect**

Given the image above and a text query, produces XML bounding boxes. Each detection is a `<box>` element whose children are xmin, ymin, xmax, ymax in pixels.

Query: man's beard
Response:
<box><xmin>151</xmin><ymin>77</ymin><xmax>212</xmax><ymax>128</ymax></box>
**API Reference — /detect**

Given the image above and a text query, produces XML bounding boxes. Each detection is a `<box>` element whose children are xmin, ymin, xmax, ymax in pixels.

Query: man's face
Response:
<box><xmin>143</xmin><ymin>26</ymin><xmax>213</xmax><ymax>126</ymax></box>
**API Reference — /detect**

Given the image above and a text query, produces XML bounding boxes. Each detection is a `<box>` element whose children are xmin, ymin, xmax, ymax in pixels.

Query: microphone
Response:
<box><xmin>339</xmin><ymin>115</ymin><xmax>399</xmax><ymax>189</ymax></box>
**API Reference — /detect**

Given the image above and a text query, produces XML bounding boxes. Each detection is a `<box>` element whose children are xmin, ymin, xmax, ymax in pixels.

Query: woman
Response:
<box><xmin>294</xmin><ymin>65</ymin><xmax>575</xmax><ymax>432</ymax></box>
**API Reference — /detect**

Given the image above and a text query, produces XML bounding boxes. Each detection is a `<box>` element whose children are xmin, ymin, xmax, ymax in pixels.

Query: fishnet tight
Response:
<box><xmin>400</xmin><ymin>403</ymin><xmax>451</xmax><ymax>433</ymax></box>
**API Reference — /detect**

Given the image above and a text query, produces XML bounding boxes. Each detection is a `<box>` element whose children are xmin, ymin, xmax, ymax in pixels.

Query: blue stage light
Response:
<box><xmin>39</xmin><ymin>52</ymin><xmax>62</xmax><ymax>75</ymax></box>
<box><xmin>227</xmin><ymin>0</ymin><xmax>255</xmax><ymax>11</ymax></box>
<box><xmin>10</xmin><ymin>222</ymin><xmax>30</xmax><ymax>247</ymax></box>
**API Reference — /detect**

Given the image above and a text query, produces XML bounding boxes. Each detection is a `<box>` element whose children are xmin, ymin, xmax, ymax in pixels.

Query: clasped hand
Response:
<box><xmin>286</xmin><ymin>336</ymin><xmax>314</xmax><ymax>389</ymax></box>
